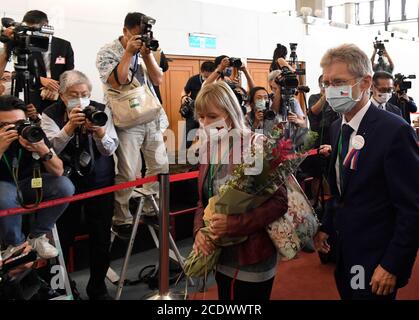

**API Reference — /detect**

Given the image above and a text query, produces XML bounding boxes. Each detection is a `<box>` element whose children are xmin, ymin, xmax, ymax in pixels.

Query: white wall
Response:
<box><xmin>2</xmin><ymin>0</ymin><xmax>418</xmax><ymax>102</ymax></box>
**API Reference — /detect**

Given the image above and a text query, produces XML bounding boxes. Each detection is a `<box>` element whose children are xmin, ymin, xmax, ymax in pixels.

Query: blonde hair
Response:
<box><xmin>320</xmin><ymin>43</ymin><xmax>372</xmax><ymax>78</ymax></box>
<box><xmin>194</xmin><ymin>81</ymin><xmax>248</xmax><ymax>133</ymax></box>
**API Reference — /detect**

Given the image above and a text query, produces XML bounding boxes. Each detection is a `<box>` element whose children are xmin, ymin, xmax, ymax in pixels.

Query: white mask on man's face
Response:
<box><xmin>375</xmin><ymin>92</ymin><xmax>392</xmax><ymax>105</ymax></box>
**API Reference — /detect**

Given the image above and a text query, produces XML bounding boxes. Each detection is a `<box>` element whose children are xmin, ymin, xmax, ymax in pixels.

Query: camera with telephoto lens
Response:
<box><xmin>83</xmin><ymin>106</ymin><xmax>108</xmax><ymax>127</ymax></box>
<box><xmin>139</xmin><ymin>15</ymin><xmax>159</xmax><ymax>51</ymax></box>
<box><xmin>0</xmin><ymin>17</ymin><xmax>54</xmax><ymax>55</ymax></box>
<box><xmin>228</xmin><ymin>57</ymin><xmax>242</xmax><ymax>68</ymax></box>
<box><xmin>179</xmin><ymin>97</ymin><xmax>195</xmax><ymax>119</ymax></box>
<box><xmin>394</xmin><ymin>73</ymin><xmax>416</xmax><ymax>94</ymax></box>
<box><xmin>13</xmin><ymin>119</ymin><xmax>46</xmax><ymax>143</ymax></box>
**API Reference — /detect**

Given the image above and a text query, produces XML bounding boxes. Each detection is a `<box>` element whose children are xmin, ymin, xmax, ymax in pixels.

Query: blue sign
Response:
<box><xmin>189</xmin><ymin>35</ymin><xmax>216</xmax><ymax>49</ymax></box>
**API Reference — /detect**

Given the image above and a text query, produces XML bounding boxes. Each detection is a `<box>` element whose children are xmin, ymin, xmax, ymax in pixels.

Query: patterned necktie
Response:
<box><xmin>339</xmin><ymin>124</ymin><xmax>354</xmax><ymax>193</ymax></box>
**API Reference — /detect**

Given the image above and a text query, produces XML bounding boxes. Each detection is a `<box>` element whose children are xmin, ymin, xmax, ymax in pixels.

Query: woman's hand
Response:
<box><xmin>288</xmin><ymin>112</ymin><xmax>306</xmax><ymax>127</ymax></box>
<box><xmin>209</xmin><ymin>214</ymin><xmax>228</xmax><ymax>240</ymax></box>
<box><xmin>193</xmin><ymin>230</ymin><xmax>215</xmax><ymax>256</ymax></box>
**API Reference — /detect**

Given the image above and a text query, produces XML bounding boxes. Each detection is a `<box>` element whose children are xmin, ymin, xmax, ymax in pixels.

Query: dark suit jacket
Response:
<box><xmin>28</xmin><ymin>36</ymin><xmax>74</xmax><ymax>112</ymax></box>
<box><xmin>371</xmin><ymin>100</ymin><xmax>402</xmax><ymax>117</ymax></box>
<box><xmin>321</xmin><ymin>106</ymin><xmax>419</xmax><ymax>288</ymax></box>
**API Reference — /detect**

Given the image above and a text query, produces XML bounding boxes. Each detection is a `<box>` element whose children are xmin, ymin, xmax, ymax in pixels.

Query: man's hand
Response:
<box><xmin>209</xmin><ymin>213</ymin><xmax>228</xmax><ymax>240</ymax></box>
<box><xmin>370</xmin><ymin>265</ymin><xmax>397</xmax><ymax>296</ymax></box>
<box><xmin>139</xmin><ymin>41</ymin><xmax>152</xmax><ymax>57</ymax></box>
<box><xmin>193</xmin><ymin>229</ymin><xmax>215</xmax><ymax>256</ymax></box>
<box><xmin>288</xmin><ymin>111</ymin><xmax>306</xmax><ymax>127</ymax></box>
<box><xmin>26</xmin><ymin>104</ymin><xmax>39</xmax><ymax>121</ymax></box>
<box><xmin>85</xmin><ymin>119</ymin><xmax>105</xmax><ymax>139</ymax></box>
<box><xmin>68</xmin><ymin>107</ymin><xmax>86</xmax><ymax>127</ymax></box>
<box><xmin>398</xmin><ymin>91</ymin><xmax>410</xmax><ymax>101</ymax></box>
<box><xmin>318</xmin><ymin>144</ymin><xmax>332</xmax><ymax>157</ymax></box>
<box><xmin>19</xmin><ymin>136</ymin><xmax>49</xmax><ymax>155</ymax></box>
<box><xmin>0</xmin><ymin>124</ymin><xmax>19</xmax><ymax>154</ymax></box>
<box><xmin>40</xmin><ymin>77</ymin><xmax>60</xmax><ymax>92</ymax></box>
<box><xmin>314</xmin><ymin>231</ymin><xmax>330</xmax><ymax>254</ymax></box>
<box><xmin>126</xmin><ymin>35</ymin><xmax>144</xmax><ymax>56</ymax></box>
<box><xmin>181</xmin><ymin>95</ymin><xmax>192</xmax><ymax>104</ymax></box>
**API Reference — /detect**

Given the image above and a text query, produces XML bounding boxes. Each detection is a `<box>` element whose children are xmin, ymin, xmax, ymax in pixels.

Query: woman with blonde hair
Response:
<box><xmin>192</xmin><ymin>81</ymin><xmax>288</xmax><ymax>300</ymax></box>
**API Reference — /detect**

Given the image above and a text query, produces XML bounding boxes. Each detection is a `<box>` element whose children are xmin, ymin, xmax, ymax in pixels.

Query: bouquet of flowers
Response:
<box><xmin>184</xmin><ymin>124</ymin><xmax>319</xmax><ymax>278</ymax></box>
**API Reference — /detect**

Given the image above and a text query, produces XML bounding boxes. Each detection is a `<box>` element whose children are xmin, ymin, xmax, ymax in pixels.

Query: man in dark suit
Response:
<box><xmin>370</xmin><ymin>71</ymin><xmax>402</xmax><ymax>117</ymax></box>
<box><xmin>314</xmin><ymin>44</ymin><xmax>419</xmax><ymax>300</ymax></box>
<box><xmin>22</xmin><ymin>10</ymin><xmax>74</xmax><ymax>113</ymax></box>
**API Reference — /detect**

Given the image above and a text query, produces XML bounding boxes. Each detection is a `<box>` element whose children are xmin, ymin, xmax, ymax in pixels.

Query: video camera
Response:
<box><xmin>9</xmin><ymin>119</ymin><xmax>46</xmax><ymax>143</ymax></box>
<box><xmin>394</xmin><ymin>73</ymin><xmax>416</xmax><ymax>94</ymax></box>
<box><xmin>179</xmin><ymin>97</ymin><xmax>195</xmax><ymax>119</ymax></box>
<box><xmin>0</xmin><ymin>17</ymin><xmax>54</xmax><ymax>55</ymax></box>
<box><xmin>83</xmin><ymin>106</ymin><xmax>108</xmax><ymax>127</ymax></box>
<box><xmin>288</xmin><ymin>43</ymin><xmax>305</xmax><ymax>76</ymax></box>
<box><xmin>374</xmin><ymin>37</ymin><xmax>388</xmax><ymax>53</ymax></box>
<box><xmin>275</xmin><ymin>66</ymin><xmax>299</xmax><ymax>95</ymax></box>
<box><xmin>139</xmin><ymin>15</ymin><xmax>159</xmax><ymax>51</ymax></box>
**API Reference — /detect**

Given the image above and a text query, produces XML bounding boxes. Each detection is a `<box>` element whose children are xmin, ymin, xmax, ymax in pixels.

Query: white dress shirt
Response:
<box><xmin>335</xmin><ymin>101</ymin><xmax>371</xmax><ymax>194</ymax></box>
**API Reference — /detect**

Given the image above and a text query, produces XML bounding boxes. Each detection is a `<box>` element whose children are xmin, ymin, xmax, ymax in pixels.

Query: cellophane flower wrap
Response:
<box><xmin>184</xmin><ymin>124</ymin><xmax>319</xmax><ymax>278</ymax></box>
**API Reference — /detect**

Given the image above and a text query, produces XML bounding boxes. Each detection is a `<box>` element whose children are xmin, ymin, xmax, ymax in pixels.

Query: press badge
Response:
<box><xmin>55</xmin><ymin>56</ymin><xmax>66</xmax><ymax>64</ymax></box>
<box><xmin>31</xmin><ymin>178</ymin><xmax>43</xmax><ymax>189</ymax></box>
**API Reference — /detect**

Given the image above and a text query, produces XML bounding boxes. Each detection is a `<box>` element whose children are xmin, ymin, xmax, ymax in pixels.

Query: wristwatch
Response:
<box><xmin>40</xmin><ymin>150</ymin><xmax>54</xmax><ymax>162</ymax></box>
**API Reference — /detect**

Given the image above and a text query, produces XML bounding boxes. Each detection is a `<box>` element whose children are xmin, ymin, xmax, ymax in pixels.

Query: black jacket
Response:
<box><xmin>28</xmin><ymin>37</ymin><xmax>74</xmax><ymax>112</ymax></box>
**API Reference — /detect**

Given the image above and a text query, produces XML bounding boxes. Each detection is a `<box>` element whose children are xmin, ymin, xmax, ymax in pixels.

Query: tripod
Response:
<box><xmin>10</xmin><ymin>52</ymin><xmax>39</xmax><ymax>105</ymax></box>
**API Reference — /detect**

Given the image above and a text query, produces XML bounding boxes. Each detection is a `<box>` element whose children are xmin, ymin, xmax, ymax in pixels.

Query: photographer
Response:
<box><xmin>371</xmin><ymin>42</ymin><xmax>394</xmax><ymax>74</ymax></box>
<box><xmin>0</xmin><ymin>95</ymin><xmax>74</xmax><ymax>261</ymax></box>
<box><xmin>41</xmin><ymin>70</ymin><xmax>118</xmax><ymax>300</ymax></box>
<box><xmin>267</xmin><ymin>67</ymin><xmax>307</xmax><ymax>131</ymax></box>
<box><xmin>180</xmin><ymin>61</ymin><xmax>215</xmax><ymax>148</ymax></box>
<box><xmin>203</xmin><ymin>55</ymin><xmax>256</xmax><ymax>90</ymax></box>
<box><xmin>245</xmin><ymin>86</ymin><xmax>270</xmax><ymax>132</ymax></box>
<box><xmin>389</xmin><ymin>77</ymin><xmax>417</xmax><ymax>124</ymax></box>
<box><xmin>96</xmin><ymin>12</ymin><xmax>169</xmax><ymax>238</ymax></box>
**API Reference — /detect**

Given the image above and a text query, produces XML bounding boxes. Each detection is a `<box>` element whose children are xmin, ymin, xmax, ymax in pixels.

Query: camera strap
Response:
<box><xmin>2</xmin><ymin>150</ymin><xmax>43</xmax><ymax>209</ymax></box>
<box><xmin>73</xmin><ymin>130</ymin><xmax>95</xmax><ymax>177</ymax></box>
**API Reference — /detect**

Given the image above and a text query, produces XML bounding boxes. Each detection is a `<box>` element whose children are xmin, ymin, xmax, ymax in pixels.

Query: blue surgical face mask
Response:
<box><xmin>67</xmin><ymin>97</ymin><xmax>90</xmax><ymax>112</ymax></box>
<box><xmin>224</xmin><ymin>68</ymin><xmax>233</xmax><ymax>77</ymax></box>
<box><xmin>325</xmin><ymin>80</ymin><xmax>363</xmax><ymax>114</ymax></box>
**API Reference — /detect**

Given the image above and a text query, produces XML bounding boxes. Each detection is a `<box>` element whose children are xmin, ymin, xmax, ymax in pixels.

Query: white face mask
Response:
<box><xmin>200</xmin><ymin>117</ymin><xmax>231</xmax><ymax>142</ymax></box>
<box><xmin>254</xmin><ymin>99</ymin><xmax>267</xmax><ymax>111</ymax></box>
<box><xmin>375</xmin><ymin>92</ymin><xmax>392</xmax><ymax>104</ymax></box>
<box><xmin>325</xmin><ymin>80</ymin><xmax>363</xmax><ymax>114</ymax></box>
<box><xmin>67</xmin><ymin>97</ymin><xmax>90</xmax><ymax>112</ymax></box>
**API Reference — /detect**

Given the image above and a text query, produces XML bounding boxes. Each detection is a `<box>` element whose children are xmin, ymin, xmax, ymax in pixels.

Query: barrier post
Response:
<box><xmin>144</xmin><ymin>173</ymin><xmax>185</xmax><ymax>300</ymax></box>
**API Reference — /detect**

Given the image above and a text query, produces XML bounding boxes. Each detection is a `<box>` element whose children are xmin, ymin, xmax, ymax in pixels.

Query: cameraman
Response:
<box><xmin>7</xmin><ymin>11</ymin><xmax>74</xmax><ymax>113</ymax></box>
<box><xmin>204</xmin><ymin>55</ymin><xmax>256</xmax><ymax>90</ymax></box>
<box><xmin>41</xmin><ymin>70</ymin><xmax>118</xmax><ymax>300</ymax></box>
<box><xmin>371</xmin><ymin>43</ymin><xmax>394</xmax><ymax>74</ymax></box>
<box><xmin>0</xmin><ymin>95</ymin><xmax>74</xmax><ymax>260</ymax></box>
<box><xmin>96</xmin><ymin>12</ymin><xmax>169</xmax><ymax>238</ymax></box>
<box><xmin>181</xmin><ymin>61</ymin><xmax>215</xmax><ymax>148</ymax></box>
<box><xmin>267</xmin><ymin>68</ymin><xmax>307</xmax><ymax>131</ymax></box>
<box><xmin>389</xmin><ymin>80</ymin><xmax>417</xmax><ymax>124</ymax></box>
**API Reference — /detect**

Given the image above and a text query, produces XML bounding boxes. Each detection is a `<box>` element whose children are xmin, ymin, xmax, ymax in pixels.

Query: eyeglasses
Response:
<box><xmin>320</xmin><ymin>78</ymin><xmax>360</xmax><ymax>89</ymax></box>
<box><xmin>373</xmin><ymin>85</ymin><xmax>393</xmax><ymax>94</ymax></box>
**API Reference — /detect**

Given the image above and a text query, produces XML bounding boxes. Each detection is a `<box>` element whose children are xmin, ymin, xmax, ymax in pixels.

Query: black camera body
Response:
<box><xmin>394</xmin><ymin>73</ymin><xmax>416</xmax><ymax>93</ymax></box>
<box><xmin>228</xmin><ymin>57</ymin><xmax>242</xmax><ymax>68</ymax></box>
<box><xmin>139</xmin><ymin>15</ymin><xmax>159</xmax><ymax>51</ymax></box>
<box><xmin>83</xmin><ymin>106</ymin><xmax>108</xmax><ymax>127</ymax></box>
<box><xmin>0</xmin><ymin>17</ymin><xmax>54</xmax><ymax>55</ymax></box>
<box><xmin>13</xmin><ymin>119</ymin><xmax>46</xmax><ymax>143</ymax></box>
<box><xmin>275</xmin><ymin>66</ymin><xmax>299</xmax><ymax>94</ymax></box>
<box><xmin>179</xmin><ymin>98</ymin><xmax>195</xmax><ymax>119</ymax></box>
<box><xmin>374</xmin><ymin>38</ymin><xmax>388</xmax><ymax>54</ymax></box>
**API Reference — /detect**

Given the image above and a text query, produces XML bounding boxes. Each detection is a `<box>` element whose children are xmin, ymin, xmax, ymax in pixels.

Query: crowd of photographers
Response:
<box><xmin>0</xmin><ymin>8</ymin><xmax>417</xmax><ymax>301</ymax></box>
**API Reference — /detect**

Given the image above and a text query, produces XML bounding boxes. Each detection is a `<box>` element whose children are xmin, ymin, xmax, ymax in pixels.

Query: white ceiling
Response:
<box><xmin>191</xmin><ymin>0</ymin><xmax>296</xmax><ymax>13</ymax></box>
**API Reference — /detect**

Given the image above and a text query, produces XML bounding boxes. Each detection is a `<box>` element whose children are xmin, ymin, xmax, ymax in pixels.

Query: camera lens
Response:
<box><xmin>264</xmin><ymin>110</ymin><xmax>276</xmax><ymax>121</ymax></box>
<box><xmin>14</xmin><ymin>120</ymin><xmax>46</xmax><ymax>143</ymax></box>
<box><xmin>83</xmin><ymin>107</ymin><xmax>108</xmax><ymax>127</ymax></box>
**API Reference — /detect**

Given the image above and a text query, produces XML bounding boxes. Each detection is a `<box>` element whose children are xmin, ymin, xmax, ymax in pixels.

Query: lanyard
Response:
<box><xmin>207</xmin><ymin>143</ymin><xmax>232</xmax><ymax>198</ymax></box>
<box><xmin>2</xmin><ymin>149</ymin><xmax>22</xmax><ymax>176</ymax></box>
